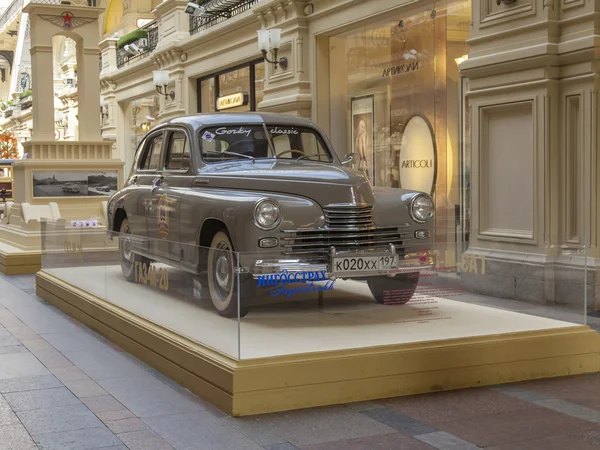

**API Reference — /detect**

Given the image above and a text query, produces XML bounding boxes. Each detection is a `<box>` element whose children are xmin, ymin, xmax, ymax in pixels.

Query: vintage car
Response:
<box><xmin>96</xmin><ymin>185</ymin><xmax>111</xmax><ymax>192</ymax></box>
<box><xmin>62</xmin><ymin>183</ymin><xmax>80</xmax><ymax>193</ymax></box>
<box><xmin>106</xmin><ymin>113</ymin><xmax>435</xmax><ymax>317</ymax></box>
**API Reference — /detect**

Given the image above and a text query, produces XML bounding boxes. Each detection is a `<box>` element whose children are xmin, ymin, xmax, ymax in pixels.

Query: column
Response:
<box><xmin>253</xmin><ymin>0</ymin><xmax>313</xmax><ymax>117</ymax></box>
<box><xmin>30</xmin><ymin>44</ymin><xmax>55</xmax><ymax>141</ymax></box>
<box><xmin>77</xmin><ymin>46</ymin><xmax>102</xmax><ymax>141</ymax></box>
<box><xmin>99</xmin><ymin>37</ymin><xmax>118</xmax><ymax>75</ymax></box>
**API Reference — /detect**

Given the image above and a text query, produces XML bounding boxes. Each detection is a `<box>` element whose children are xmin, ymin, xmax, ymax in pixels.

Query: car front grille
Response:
<box><xmin>324</xmin><ymin>204</ymin><xmax>374</xmax><ymax>228</ymax></box>
<box><xmin>280</xmin><ymin>204</ymin><xmax>412</xmax><ymax>260</ymax></box>
<box><xmin>280</xmin><ymin>227</ymin><xmax>412</xmax><ymax>258</ymax></box>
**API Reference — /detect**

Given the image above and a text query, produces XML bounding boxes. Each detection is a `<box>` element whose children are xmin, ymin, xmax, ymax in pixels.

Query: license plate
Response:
<box><xmin>332</xmin><ymin>255</ymin><xmax>398</xmax><ymax>275</ymax></box>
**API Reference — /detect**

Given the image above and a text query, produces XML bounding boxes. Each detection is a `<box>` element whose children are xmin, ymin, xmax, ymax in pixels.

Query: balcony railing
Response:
<box><xmin>190</xmin><ymin>0</ymin><xmax>259</xmax><ymax>36</ymax></box>
<box><xmin>0</xmin><ymin>0</ymin><xmax>22</xmax><ymax>34</ymax></box>
<box><xmin>116</xmin><ymin>20</ymin><xmax>158</xmax><ymax>69</ymax></box>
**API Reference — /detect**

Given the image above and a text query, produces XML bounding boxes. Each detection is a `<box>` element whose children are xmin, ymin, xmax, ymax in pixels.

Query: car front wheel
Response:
<box><xmin>367</xmin><ymin>273</ymin><xmax>420</xmax><ymax>305</ymax></box>
<box><xmin>119</xmin><ymin>218</ymin><xmax>150</xmax><ymax>282</ymax></box>
<box><xmin>207</xmin><ymin>230</ymin><xmax>251</xmax><ymax>318</ymax></box>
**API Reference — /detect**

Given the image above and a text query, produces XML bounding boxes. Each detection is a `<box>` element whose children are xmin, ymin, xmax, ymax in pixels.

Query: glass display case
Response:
<box><xmin>38</xmin><ymin>210</ymin><xmax>599</xmax><ymax>415</ymax></box>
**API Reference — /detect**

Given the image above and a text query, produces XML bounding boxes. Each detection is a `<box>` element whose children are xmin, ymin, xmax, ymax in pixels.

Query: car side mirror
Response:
<box><xmin>341</xmin><ymin>153</ymin><xmax>354</xmax><ymax>166</ymax></box>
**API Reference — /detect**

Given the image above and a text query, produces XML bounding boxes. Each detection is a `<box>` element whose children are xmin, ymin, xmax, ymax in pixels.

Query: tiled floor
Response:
<box><xmin>0</xmin><ymin>272</ymin><xmax>599</xmax><ymax>449</ymax></box>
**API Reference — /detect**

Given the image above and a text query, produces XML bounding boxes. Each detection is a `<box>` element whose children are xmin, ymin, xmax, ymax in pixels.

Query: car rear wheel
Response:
<box><xmin>119</xmin><ymin>218</ymin><xmax>150</xmax><ymax>282</ymax></box>
<box><xmin>207</xmin><ymin>230</ymin><xmax>250</xmax><ymax>318</ymax></box>
<box><xmin>367</xmin><ymin>273</ymin><xmax>419</xmax><ymax>305</ymax></box>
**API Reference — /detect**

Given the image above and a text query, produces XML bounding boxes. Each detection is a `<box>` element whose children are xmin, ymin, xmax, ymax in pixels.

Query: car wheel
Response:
<box><xmin>207</xmin><ymin>230</ymin><xmax>250</xmax><ymax>318</ymax></box>
<box><xmin>367</xmin><ymin>273</ymin><xmax>420</xmax><ymax>305</ymax></box>
<box><xmin>119</xmin><ymin>218</ymin><xmax>150</xmax><ymax>282</ymax></box>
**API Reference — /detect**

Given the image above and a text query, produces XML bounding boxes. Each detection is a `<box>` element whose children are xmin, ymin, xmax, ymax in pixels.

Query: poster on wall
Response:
<box><xmin>351</xmin><ymin>95</ymin><xmax>375</xmax><ymax>185</ymax></box>
<box><xmin>32</xmin><ymin>171</ymin><xmax>118</xmax><ymax>197</ymax></box>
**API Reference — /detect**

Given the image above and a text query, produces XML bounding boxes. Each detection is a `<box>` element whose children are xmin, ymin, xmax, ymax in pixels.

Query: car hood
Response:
<box><xmin>198</xmin><ymin>160</ymin><xmax>375</xmax><ymax>206</ymax></box>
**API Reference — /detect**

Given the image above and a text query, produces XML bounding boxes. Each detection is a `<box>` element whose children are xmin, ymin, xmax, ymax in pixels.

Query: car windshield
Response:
<box><xmin>199</xmin><ymin>124</ymin><xmax>333</xmax><ymax>163</ymax></box>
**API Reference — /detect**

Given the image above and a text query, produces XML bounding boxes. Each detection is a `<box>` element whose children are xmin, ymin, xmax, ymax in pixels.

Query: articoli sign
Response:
<box><xmin>399</xmin><ymin>114</ymin><xmax>437</xmax><ymax>196</ymax></box>
<box><xmin>216</xmin><ymin>92</ymin><xmax>249</xmax><ymax>111</ymax></box>
<box><xmin>257</xmin><ymin>270</ymin><xmax>335</xmax><ymax>298</ymax></box>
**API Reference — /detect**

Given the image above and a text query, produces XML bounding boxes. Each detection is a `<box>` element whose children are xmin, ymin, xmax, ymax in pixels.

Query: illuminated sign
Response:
<box><xmin>216</xmin><ymin>92</ymin><xmax>248</xmax><ymax>111</ymax></box>
<box><xmin>399</xmin><ymin>114</ymin><xmax>437</xmax><ymax>195</ymax></box>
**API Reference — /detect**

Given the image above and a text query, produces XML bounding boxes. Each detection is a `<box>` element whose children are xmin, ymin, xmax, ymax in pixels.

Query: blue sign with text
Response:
<box><xmin>257</xmin><ymin>270</ymin><xmax>335</xmax><ymax>298</ymax></box>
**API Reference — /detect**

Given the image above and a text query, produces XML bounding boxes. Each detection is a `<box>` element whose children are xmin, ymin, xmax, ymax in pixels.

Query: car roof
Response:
<box><xmin>162</xmin><ymin>112</ymin><xmax>318</xmax><ymax>129</ymax></box>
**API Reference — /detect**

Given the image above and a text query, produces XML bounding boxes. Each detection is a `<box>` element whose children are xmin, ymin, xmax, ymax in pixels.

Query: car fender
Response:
<box><xmin>180</xmin><ymin>188</ymin><xmax>325</xmax><ymax>253</ymax></box>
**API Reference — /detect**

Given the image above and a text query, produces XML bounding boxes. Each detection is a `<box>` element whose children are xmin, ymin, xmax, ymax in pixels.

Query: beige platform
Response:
<box><xmin>0</xmin><ymin>196</ymin><xmax>111</xmax><ymax>274</ymax></box>
<box><xmin>36</xmin><ymin>265</ymin><xmax>600</xmax><ymax>416</ymax></box>
<box><xmin>0</xmin><ymin>242</ymin><xmax>41</xmax><ymax>275</ymax></box>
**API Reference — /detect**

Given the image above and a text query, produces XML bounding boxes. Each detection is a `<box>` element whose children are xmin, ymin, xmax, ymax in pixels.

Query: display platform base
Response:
<box><xmin>36</xmin><ymin>267</ymin><xmax>600</xmax><ymax>416</ymax></box>
<box><xmin>0</xmin><ymin>242</ymin><xmax>41</xmax><ymax>274</ymax></box>
<box><xmin>0</xmin><ymin>224</ymin><xmax>115</xmax><ymax>274</ymax></box>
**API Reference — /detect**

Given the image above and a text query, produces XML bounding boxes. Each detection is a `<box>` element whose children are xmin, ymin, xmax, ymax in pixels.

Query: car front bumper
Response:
<box><xmin>245</xmin><ymin>245</ymin><xmax>435</xmax><ymax>280</ymax></box>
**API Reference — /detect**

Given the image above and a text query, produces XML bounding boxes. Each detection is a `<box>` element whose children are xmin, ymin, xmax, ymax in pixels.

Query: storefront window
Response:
<box><xmin>328</xmin><ymin>0</ymin><xmax>471</xmax><ymax>269</ymax></box>
<box><xmin>255</xmin><ymin>62</ymin><xmax>265</xmax><ymax>108</ymax></box>
<box><xmin>197</xmin><ymin>59</ymin><xmax>264</xmax><ymax>113</ymax></box>
<box><xmin>125</xmin><ymin>95</ymin><xmax>160</xmax><ymax>174</ymax></box>
<box><xmin>200</xmin><ymin>78</ymin><xmax>215</xmax><ymax>113</ymax></box>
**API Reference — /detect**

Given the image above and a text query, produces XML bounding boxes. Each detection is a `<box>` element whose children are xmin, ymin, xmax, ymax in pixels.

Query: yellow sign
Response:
<box><xmin>157</xmin><ymin>194</ymin><xmax>169</xmax><ymax>239</ymax></box>
<box><xmin>135</xmin><ymin>261</ymin><xmax>169</xmax><ymax>292</ymax></box>
<box><xmin>216</xmin><ymin>92</ymin><xmax>248</xmax><ymax>110</ymax></box>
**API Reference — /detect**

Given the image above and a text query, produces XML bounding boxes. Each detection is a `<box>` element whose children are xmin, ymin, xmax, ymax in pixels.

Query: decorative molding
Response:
<box><xmin>39</xmin><ymin>12</ymin><xmax>96</xmax><ymax>30</ymax></box>
<box><xmin>296</xmin><ymin>36</ymin><xmax>303</xmax><ymax>75</ymax></box>
<box><xmin>253</xmin><ymin>0</ymin><xmax>308</xmax><ymax>28</ymax></box>
<box><xmin>478</xmin><ymin>100</ymin><xmax>537</xmax><ymax>243</ymax></box>
<box><xmin>562</xmin><ymin>0</ymin><xmax>584</xmax><ymax>9</ymax></box>
<box><xmin>480</xmin><ymin>0</ymin><xmax>534</xmax><ymax>28</ymax></box>
<box><xmin>563</xmin><ymin>92</ymin><xmax>583</xmax><ymax>245</ymax></box>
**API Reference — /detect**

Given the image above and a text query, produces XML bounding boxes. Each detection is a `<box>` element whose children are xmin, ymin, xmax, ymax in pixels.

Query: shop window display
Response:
<box><xmin>328</xmin><ymin>0</ymin><xmax>471</xmax><ymax>269</ymax></box>
<box><xmin>126</xmin><ymin>96</ymin><xmax>160</xmax><ymax>174</ymax></box>
<box><xmin>197</xmin><ymin>60</ymin><xmax>265</xmax><ymax>113</ymax></box>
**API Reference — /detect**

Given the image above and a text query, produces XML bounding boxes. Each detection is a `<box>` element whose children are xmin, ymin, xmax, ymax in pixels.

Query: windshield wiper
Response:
<box><xmin>297</xmin><ymin>155</ymin><xmax>323</xmax><ymax>161</ymax></box>
<box><xmin>204</xmin><ymin>151</ymin><xmax>255</xmax><ymax>161</ymax></box>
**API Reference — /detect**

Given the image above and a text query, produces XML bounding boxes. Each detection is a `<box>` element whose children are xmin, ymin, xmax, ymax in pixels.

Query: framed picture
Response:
<box><xmin>32</xmin><ymin>171</ymin><xmax>118</xmax><ymax>198</ymax></box>
<box><xmin>350</xmin><ymin>95</ymin><xmax>375</xmax><ymax>185</ymax></box>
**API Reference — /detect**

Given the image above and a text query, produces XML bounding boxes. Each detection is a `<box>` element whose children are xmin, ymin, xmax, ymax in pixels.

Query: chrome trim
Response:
<box><xmin>253</xmin><ymin>198</ymin><xmax>282</xmax><ymax>231</ymax></box>
<box><xmin>409</xmin><ymin>194</ymin><xmax>435</xmax><ymax>224</ymax></box>
<box><xmin>250</xmin><ymin>251</ymin><xmax>434</xmax><ymax>278</ymax></box>
<box><xmin>323</xmin><ymin>203</ymin><xmax>374</xmax><ymax>228</ymax></box>
<box><xmin>280</xmin><ymin>226</ymin><xmax>411</xmax><ymax>257</ymax></box>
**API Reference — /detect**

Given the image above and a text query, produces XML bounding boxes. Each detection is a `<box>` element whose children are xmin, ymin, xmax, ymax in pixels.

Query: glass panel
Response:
<box><xmin>165</xmin><ymin>131</ymin><xmax>190</xmax><ymax>171</ymax></box>
<box><xmin>40</xmin><ymin>220</ymin><xmax>110</xmax><ymax>302</ymax></box>
<box><xmin>265</xmin><ymin>125</ymin><xmax>334</xmax><ymax>161</ymax></box>
<box><xmin>237</xmin><ymin>202</ymin><xmax>590</xmax><ymax>360</ymax></box>
<box><xmin>141</xmin><ymin>134</ymin><xmax>163</xmax><ymax>170</ymax></box>
<box><xmin>200</xmin><ymin>78</ymin><xmax>216</xmax><ymax>113</ymax></box>
<box><xmin>199</xmin><ymin>126</ymin><xmax>270</xmax><ymax>162</ymax></box>
<box><xmin>328</xmin><ymin>7</ymin><xmax>436</xmax><ymax>186</ymax></box>
<box><xmin>40</xmin><ymin>222</ymin><xmax>243</xmax><ymax>360</ymax></box>
<box><xmin>218</xmin><ymin>66</ymin><xmax>250</xmax><ymax>112</ymax></box>
<box><xmin>126</xmin><ymin>96</ymin><xmax>160</xmax><ymax>175</ymax></box>
<box><xmin>255</xmin><ymin>62</ymin><xmax>265</xmax><ymax>109</ymax></box>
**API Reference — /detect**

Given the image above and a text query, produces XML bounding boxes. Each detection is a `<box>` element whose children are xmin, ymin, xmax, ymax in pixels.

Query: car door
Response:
<box><xmin>147</xmin><ymin>127</ymin><xmax>193</xmax><ymax>262</ymax></box>
<box><xmin>123</xmin><ymin>132</ymin><xmax>164</xmax><ymax>253</ymax></box>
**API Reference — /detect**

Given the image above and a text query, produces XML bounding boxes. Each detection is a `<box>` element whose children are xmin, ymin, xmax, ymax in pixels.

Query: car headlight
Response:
<box><xmin>409</xmin><ymin>194</ymin><xmax>434</xmax><ymax>223</ymax></box>
<box><xmin>254</xmin><ymin>199</ymin><xmax>282</xmax><ymax>230</ymax></box>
